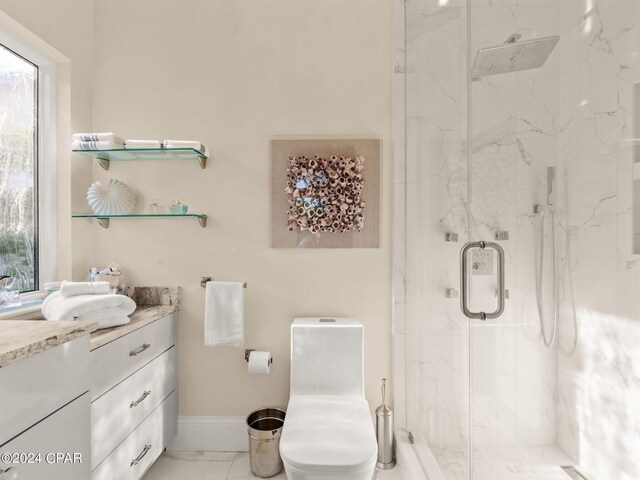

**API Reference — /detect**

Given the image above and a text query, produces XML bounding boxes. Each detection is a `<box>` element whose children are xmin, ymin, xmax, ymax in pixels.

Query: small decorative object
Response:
<box><xmin>285</xmin><ymin>155</ymin><xmax>366</xmax><ymax>233</ymax></box>
<box><xmin>96</xmin><ymin>262</ymin><xmax>124</xmax><ymax>289</ymax></box>
<box><xmin>87</xmin><ymin>179</ymin><xmax>136</xmax><ymax>215</ymax></box>
<box><xmin>270</xmin><ymin>137</ymin><xmax>380</xmax><ymax>248</ymax></box>
<box><xmin>170</xmin><ymin>199</ymin><xmax>188</xmax><ymax>214</ymax></box>
<box><xmin>0</xmin><ymin>277</ymin><xmax>20</xmax><ymax>307</ymax></box>
<box><xmin>148</xmin><ymin>198</ymin><xmax>163</xmax><ymax>214</ymax></box>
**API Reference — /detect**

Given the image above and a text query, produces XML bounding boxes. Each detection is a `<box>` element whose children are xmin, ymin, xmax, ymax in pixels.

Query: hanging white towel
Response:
<box><xmin>204</xmin><ymin>281</ymin><xmax>245</xmax><ymax>347</ymax></box>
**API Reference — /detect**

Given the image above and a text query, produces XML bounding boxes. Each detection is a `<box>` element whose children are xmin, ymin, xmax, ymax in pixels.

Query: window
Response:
<box><xmin>0</xmin><ymin>43</ymin><xmax>38</xmax><ymax>293</ymax></box>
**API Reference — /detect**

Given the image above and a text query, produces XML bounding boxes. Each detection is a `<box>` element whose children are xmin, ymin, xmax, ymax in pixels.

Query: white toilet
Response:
<box><xmin>280</xmin><ymin>318</ymin><xmax>377</xmax><ymax>480</ymax></box>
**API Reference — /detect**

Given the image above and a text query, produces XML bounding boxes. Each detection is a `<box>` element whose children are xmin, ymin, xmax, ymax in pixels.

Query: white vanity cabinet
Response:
<box><xmin>89</xmin><ymin>312</ymin><xmax>178</xmax><ymax>480</ymax></box>
<box><xmin>0</xmin><ymin>335</ymin><xmax>91</xmax><ymax>480</ymax></box>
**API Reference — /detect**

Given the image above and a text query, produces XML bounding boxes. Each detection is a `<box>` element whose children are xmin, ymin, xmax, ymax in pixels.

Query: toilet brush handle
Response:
<box><xmin>381</xmin><ymin>378</ymin><xmax>387</xmax><ymax>406</ymax></box>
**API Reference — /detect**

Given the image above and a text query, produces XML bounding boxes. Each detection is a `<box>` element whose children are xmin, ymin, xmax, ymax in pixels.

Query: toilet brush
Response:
<box><xmin>375</xmin><ymin>378</ymin><xmax>396</xmax><ymax>469</ymax></box>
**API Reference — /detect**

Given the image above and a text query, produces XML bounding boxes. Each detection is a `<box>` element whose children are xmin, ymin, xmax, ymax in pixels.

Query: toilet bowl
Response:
<box><xmin>280</xmin><ymin>318</ymin><xmax>377</xmax><ymax>480</ymax></box>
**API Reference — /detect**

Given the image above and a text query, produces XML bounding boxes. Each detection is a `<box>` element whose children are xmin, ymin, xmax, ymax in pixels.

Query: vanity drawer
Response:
<box><xmin>0</xmin><ymin>336</ymin><xmax>89</xmax><ymax>445</ymax></box>
<box><xmin>91</xmin><ymin>391</ymin><xmax>177</xmax><ymax>480</ymax></box>
<box><xmin>90</xmin><ymin>313</ymin><xmax>175</xmax><ymax>400</ymax></box>
<box><xmin>0</xmin><ymin>392</ymin><xmax>90</xmax><ymax>480</ymax></box>
<box><xmin>91</xmin><ymin>346</ymin><xmax>177</xmax><ymax>469</ymax></box>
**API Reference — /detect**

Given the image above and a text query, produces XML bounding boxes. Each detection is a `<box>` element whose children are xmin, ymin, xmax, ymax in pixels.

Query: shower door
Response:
<box><xmin>404</xmin><ymin>0</ymin><xmax>473</xmax><ymax>476</ymax></box>
<box><xmin>465</xmin><ymin>1</ymin><xmax>564</xmax><ymax>478</ymax></box>
<box><xmin>404</xmin><ymin>0</ymin><xmax>564</xmax><ymax>478</ymax></box>
<box><xmin>404</xmin><ymin>0</ymin><xmax>640</xmax><ymax>479</ymax></box>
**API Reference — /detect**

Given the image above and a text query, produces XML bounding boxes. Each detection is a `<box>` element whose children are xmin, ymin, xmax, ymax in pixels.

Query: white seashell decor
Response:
<box><xmin>87</xmin><ymin>179</ymin><xmax>136</xmax><ymax>215</ymax></box>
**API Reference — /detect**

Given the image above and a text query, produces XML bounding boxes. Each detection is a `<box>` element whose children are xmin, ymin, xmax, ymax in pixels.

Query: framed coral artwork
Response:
<box><xmin>270</xmin><ymin>136</ymin><xmax>381</xmax><ymax>248</ymax></box>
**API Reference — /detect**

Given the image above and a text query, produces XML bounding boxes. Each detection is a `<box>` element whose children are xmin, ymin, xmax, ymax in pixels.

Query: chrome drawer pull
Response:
<box><xmin>130</xmin><ymin>390</ymin><xmax>151</xmax><ymax>408</ymax></box>
<box><xmin>129</xmin><ymin>343</ymin><xmax>151</xmax><ymax>356</ymax></box>
<box><xmin>130</xmin><ymin>444</ymin><xmax>151</xmax><ymax>466</ymax></box>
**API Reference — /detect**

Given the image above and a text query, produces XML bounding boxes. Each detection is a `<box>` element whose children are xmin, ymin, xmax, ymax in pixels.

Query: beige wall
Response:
<box><xmin>88</xmin><ymin>0</ymin><xmax>393</xmax><ymax>415</ymax></box>
<box><xmin>0</xmin><ymin>0</ymin><xmax>94</xmax><ymax>281</ymax></box>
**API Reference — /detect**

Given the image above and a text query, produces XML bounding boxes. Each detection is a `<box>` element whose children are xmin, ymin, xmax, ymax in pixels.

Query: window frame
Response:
<box><xmin>0</xmin><ymin>29</ymin><xmax>57</xmax><ymax>293</ymax></box>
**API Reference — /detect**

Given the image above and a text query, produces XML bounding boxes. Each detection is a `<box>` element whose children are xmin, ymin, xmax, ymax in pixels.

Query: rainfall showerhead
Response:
<box><xmin>471</xmin><ymin>34</ymin><xmax>559</xmax><ymax>80</ymax></box>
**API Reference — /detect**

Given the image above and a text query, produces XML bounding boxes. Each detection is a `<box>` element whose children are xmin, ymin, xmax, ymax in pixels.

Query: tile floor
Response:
<box><xmin>143</xmin><ymin>451</ymin><xmax>403</xmax><ymax>480</ymax></box>
<box><xmin>431</xmin><ymin>445</ymin><xmax>575</xmax><ymax>480</ymax></box>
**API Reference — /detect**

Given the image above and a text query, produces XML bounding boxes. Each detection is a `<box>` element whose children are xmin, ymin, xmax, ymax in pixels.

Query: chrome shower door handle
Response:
<box><xmin>460</xmin><ymin>241</ymin><xmax>506</xmax><ymax>320</ymax></box>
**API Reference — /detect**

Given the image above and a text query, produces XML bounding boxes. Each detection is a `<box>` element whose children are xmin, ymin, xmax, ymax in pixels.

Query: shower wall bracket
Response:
<box><xmin>445</xmin><ymin>232</ymin><xmax>459</xmax><ymax>242</ymax></box>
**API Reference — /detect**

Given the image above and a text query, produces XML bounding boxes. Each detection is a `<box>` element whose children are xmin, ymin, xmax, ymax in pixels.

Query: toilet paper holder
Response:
<box><xmin>245</xmin><ymin>349</ymin><xmax>273</xmax><ymax>365</ymax></box>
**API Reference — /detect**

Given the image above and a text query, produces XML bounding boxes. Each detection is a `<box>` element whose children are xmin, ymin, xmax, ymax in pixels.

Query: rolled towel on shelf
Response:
<box><xmin>124</xmin><ymin>139</ymin><xmax>163</xmax><ymax>149</ymax></box>
<box><xmin>204</xmin><ymin>281</ymin><xmax>244</xmax><ymax>347</ymax></box>
<box><xmin>72</xmin><ymin>132</ymin><xmax>124</xmax><ymax>143</ymax></box>
<box><xmin>60</xmin><ymin>281</ymin><xmax>110</xmax><ymax>298</ymax></box>
<box><xmin>163</xmin><ymin>140</ymin><xmax>208</xmax><ymax>154</ymax></box>
<box><xmin>72</xmin><ymin>140</ymin><xmax>124</xmax><ymax>151</ymax></box>
<box><xmin>42</xmin><ymin>291</ymin><xmax>136</xmax><ymax>330</ymax></box>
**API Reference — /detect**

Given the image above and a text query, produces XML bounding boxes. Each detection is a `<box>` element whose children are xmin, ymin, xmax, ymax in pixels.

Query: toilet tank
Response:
<box><xmin>290</xmin><ymin>317</ymin><xmax>364</xmax><ymax>397</ymax></box>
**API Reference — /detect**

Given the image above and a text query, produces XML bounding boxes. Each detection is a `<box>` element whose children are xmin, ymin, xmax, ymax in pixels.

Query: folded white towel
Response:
<box><xmin>204</xmin><ymin>281</ymin><xmax>244</xmax><ymax>347</ymax></box>
<box><xmin>164</xmin><ymin>140</ymin><xmax>207</xmax><ymax>153</ymax></box>
<box><xmin>124</xmin><ymin>139</ymin><xmax>162</xmax><ymax>149</ymax></box>
<box><xmin>42</xmin><ymin>291</ymin><xmax>136</xmax><ymax>330</ymax></box>
<box><xmin>60</xmin><ymin>281</ymin><xmax>110</xmax><ymax>298</ymax></box>
<box><xmin>72</xmin><ymin>132</ymin><xmax>124</xmax><ymax>143</ymax></box>
<box><xmin>78</xmin><ymin>307</ymin><xmax>131</xmax><ymax>322</ymax></box>
<box><xmin>72</xmin><ymin>140</ymin><xmax>124</xmax><ymax>151</ymax></box>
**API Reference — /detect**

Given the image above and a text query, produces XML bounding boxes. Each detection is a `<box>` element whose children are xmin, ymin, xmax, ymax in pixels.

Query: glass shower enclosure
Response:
<box><xmin>394</xmin><ymin>1</ymin><xmax>640</xmax><ymax>479</ymax></box>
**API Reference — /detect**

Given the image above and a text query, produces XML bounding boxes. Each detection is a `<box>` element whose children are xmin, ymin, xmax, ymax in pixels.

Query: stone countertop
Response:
<box><xmin>0</xmin><ymin>320</ymin><xmax>97</xmax><ymax>369</ymax></box>
<box><xmin>89</xmin><ymin>305</ymin><xmax>178</xmax><ymax>351</ymax></box>
<box><xmin>0</xmin><ymin>287</ymin><xmax>179</xmax><ymax>364</ymax></box>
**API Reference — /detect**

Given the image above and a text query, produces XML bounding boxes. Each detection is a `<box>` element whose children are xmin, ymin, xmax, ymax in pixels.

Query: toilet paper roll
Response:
<box><xmin>248</xmin><ymin>351</ymin><xmax>271</xmax><ymax>375</ymax></box>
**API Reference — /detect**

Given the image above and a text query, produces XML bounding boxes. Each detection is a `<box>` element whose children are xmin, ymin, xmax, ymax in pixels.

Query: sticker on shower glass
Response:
<box><xmin>471</xmin><ymin>249</ymin><xmax>494</xmax><ymax>275</ymax></box>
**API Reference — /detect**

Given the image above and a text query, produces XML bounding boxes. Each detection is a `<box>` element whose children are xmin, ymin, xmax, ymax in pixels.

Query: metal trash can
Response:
<box><xmin>246</xmin><ymin>407</ymin><xmax>286</xmax><ymax>478</ymax></box>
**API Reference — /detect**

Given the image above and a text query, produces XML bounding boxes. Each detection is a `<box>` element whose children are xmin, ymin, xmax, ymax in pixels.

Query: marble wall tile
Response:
<box><xmin>515</xmin><ymin>409</ymin><xmax>557</xmax><ymax>446</ymax></box>
<box><xmin>556</xmin><ymin>1</ymin><xmax>640</xmax><ymax>478</ymax></box>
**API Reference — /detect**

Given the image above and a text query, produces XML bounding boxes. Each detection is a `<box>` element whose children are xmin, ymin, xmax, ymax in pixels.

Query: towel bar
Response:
<box><xmin>201</xmin><ymin>276</ymin><xmax>247</xmax><ymax>288</ymax></box>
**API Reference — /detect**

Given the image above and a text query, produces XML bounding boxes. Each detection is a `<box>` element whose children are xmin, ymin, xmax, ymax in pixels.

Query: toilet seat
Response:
<box><xmin>280</xmin><ymin>395</ymin><xmax>378</xmax><ymax>475</ymax></box>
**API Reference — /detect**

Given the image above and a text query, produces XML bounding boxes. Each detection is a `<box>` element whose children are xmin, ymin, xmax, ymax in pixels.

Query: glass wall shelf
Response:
<box><xmin>72</xmin><ymin>148</ymin><xmax>208</xmax><ymax>170</ymax></box>
<box><xmin>72</xmin><ymin>213</ymin><xmax>208</xmax><ymax>229</ymax></box>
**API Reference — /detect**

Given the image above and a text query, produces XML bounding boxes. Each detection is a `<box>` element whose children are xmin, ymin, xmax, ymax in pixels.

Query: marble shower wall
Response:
<box><xmin>401</xmin><ymin>0</ymin><xmax>561</xmax><ymax>449</ymax></box>
<box><xmin>557</xmin><ymin>1</ymin><xmax>640</xmax><ymax>479</ymax></box>
<box><xmin>468</xmin><ymin>0</ymin><xmax>560</xmax><ymax>447</ymax></box>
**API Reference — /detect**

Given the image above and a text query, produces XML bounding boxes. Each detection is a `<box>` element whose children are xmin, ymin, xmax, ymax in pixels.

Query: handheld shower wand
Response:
<box><xmin>535</xmin><ymin>167</ymin><xmax>558</xmax><ymax>348</ymax></box>
<box><xmin>546</xmin><ymin>166</ymin><xmax>556</xmax><ymax>208</ymax></box>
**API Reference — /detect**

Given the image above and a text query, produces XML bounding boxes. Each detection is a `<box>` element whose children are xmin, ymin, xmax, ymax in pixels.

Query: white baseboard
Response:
<box><xmin>167</xmin><ymin>416</ymin><xmax>248</xmax><ymax>452</ymax></box>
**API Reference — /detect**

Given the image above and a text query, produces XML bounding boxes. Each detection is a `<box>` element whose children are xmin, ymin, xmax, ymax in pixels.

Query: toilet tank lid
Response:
<box><xmin>292</xmin><ymin>317</ymin><xmax>361</xmax><ymax>327</ymax></box>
